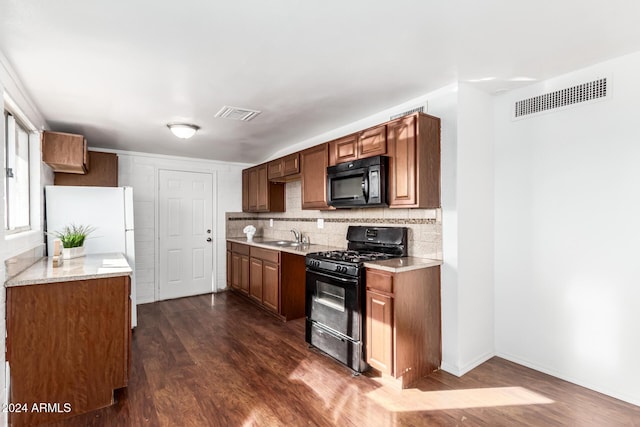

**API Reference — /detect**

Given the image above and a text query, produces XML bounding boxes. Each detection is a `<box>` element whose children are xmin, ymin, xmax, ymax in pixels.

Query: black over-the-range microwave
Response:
<box><xmin>326</xmin><ymin>155</ymin><xmax>388</xmax><ymax>208</ymax></box>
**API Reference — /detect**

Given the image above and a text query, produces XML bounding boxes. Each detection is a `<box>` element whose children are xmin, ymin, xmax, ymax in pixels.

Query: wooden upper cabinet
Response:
<box><xmin>268</xmin><ymin>153</ymin><xmax>300</xmax><ymax>181</ymax></box>
<box><xmin>358</xmin><ymin>124</ymin><xmax>387</xmax><ymax>159</ymax></box>
<box><xmin>54</xmin><ymin>151</ymin><xmax>118</xmax><ymax>187</ymax></box>
<box><xmin>41</xmin><ymin>131</ymin><xmax>89</xmax><ymax>174</ymax></box>
<box><xmin>328</xmin><ymin>125</ymin><xmax>387</xmax><ymax>166</ymax></box>
<box><xmin>387</xmin><ymin>113</ymin><xmax>440</xmax><ymax>208</ymax></box>
<box><xmin>242</xmin><ymin>169</ymin><xmax>249</xmax><ymax>212</ymax></box>
<box><xmin>243</xmin><ymin>164</ymin><xmax>285</xmax><ymax>213</ymax></box>
<box><xmin>256</xmin><ymin>164</ymin><xmax>269</xmax><ymax>211</ymax></box>
<box><xmin>247</xmin><ymin>168</ymin><xmax>259</xmax><ymax>211</ymax></box>
<box><xmin>300</xmin><ymin>143</ymin><xmax>331</xmax><ymax>210</ymax></box>
<box><xmin>328</xmin><ymin>133</ymin><xmax>359</xmax><ymax>166</ymax></box>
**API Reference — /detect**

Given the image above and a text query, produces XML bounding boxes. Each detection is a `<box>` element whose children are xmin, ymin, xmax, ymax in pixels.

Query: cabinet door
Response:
<box><xmin>268</xmin><ymin>159</ymin><xmax>284</xmax><ymax>180</ymax></box>
<box><xmin>240</xmin><ymin>255</ymin><xmax>250</xmax><ymax>294</ymax></box>
<box><xmin>242</xmin><ymin>170</ymin><xmax>250</xmax><ymax>212</ymax></box>
<box><xmin>301</xmin><ymin>144</ymin><xmax>331</xmax><ymax>209</ymax></box>
<box><xmin>328</xmin><ymin>133</ymin><xmax>359</xmax><ymax>166</ymax></box>
<box><xmin>249</xmin><ymin>257</ymin><xmax>263</xmax><ymax>302</ymax></box>
<box><xmin>262</xmin><ymin>261</ymin><xmax>280</xmax><ymax>312</ymax></box>
<box><xmin>359</xmin><ymin>124</ymin><xmax>387</xmax><ymax>159</ymax></box>
<box><xmin>247</xmin><ymin>168</ymin><xmax>259</xmax><ymax>211</ymax></box>
<box><xmin>366</xmin><ymin>290</ymin><xmax>394</xmax><ymax>375</ymax></box>
<box><xmin>282</xmin><ymin>153</ymin><xmax>300</xmax><ymax>176</ymax></box>
<box><xmin>231</xmin><ymin>253</ymin><xmax>242</xmax><ymax>290</ymax></box>
<box><xmin>226</xmin><ymin>250</ymin><xmax>232</xmax><ymax>288</ymax></box>
<box><xmin>256</xmin><ymin>164</ymin><xmax>269</xmax><ymax>211</ymax></box>
<box><xmin>387</xmin><ymin>115</ymin><xmax>417</xmax><ymax>206</ymax></box>
<box><xmin>41</xmin><ymin>131</ymin><xmax>89</xmax><ymax>174</ymax></box>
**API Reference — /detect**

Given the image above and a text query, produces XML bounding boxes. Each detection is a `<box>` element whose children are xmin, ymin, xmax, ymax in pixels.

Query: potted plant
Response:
<box><xmin>49</xmin><ymin>224</ymin><xmax>95</xmax><ymax>259</ymax></box>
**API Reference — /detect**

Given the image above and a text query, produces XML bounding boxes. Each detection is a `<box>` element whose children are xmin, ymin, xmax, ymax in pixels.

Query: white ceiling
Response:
<box><xmin>2</xmin><ymin>1</ymin><xmax>640</xmax><ymax>163</ymax></box>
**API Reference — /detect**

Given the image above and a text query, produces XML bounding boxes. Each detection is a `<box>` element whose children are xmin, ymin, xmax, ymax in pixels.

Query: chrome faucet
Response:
<box><xmin>290</xmin><ymin>228</ymin><xmax>301</xmax><ymax>243</ymax></box>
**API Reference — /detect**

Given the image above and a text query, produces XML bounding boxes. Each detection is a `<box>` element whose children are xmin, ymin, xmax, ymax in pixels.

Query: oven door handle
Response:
<box><xmin>307</xmin><ymin>269</ymin><xmax>358</xmax><ymax>284</ymax></box>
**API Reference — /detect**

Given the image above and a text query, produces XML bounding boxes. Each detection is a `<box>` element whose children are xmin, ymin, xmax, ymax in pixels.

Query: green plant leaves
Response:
<box><xmin>48</xmin><ymin>224</ymin><xmax>96</xmax><ymax>248</ymax></box>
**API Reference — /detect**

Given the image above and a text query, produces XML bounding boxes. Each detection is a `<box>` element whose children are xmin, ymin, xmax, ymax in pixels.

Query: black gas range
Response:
<box><xmin>305</xmin><ymin>226</ymin><xmax>408</xmax><ymax>372</ymax></box>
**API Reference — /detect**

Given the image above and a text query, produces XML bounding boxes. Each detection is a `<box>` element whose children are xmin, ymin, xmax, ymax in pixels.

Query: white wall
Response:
<box><xmin>451</xmin><ymin>83</ymin><xmax>495</xmax><ymax>374</ymax></box>
<box><xmin>115</xmin><ymin>150</ymin><xmax>249</xmax><ymax>303</ymax></box>
<box><xmin>494</xmin><ymin>52</ymin><xmax>640</xmax><ymax>405</ymax></box>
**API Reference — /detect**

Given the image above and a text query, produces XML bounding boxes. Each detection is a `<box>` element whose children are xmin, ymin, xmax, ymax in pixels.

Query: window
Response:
<box><xmin>4</xmin><ymin>111</ymin><xmax>31</xmax><ymax>232</ymax></box>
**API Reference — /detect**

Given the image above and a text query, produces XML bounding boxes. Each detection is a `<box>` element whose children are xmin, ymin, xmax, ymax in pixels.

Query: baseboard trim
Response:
<box><xmin>441</xmin><ymin>351</ymin><xmax>495</xmax><ymax>377</ymax></box>
<box><xmin>497</xmin><ymin>351</ymin><xmax>640</xmax><ymax>407</ymax></box>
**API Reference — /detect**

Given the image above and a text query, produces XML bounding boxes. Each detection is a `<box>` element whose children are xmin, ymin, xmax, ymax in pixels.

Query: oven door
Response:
<box><xmin>305</xmin><ymin>268</ymin><xmax>361</xmax><ymax>340</ymax></box>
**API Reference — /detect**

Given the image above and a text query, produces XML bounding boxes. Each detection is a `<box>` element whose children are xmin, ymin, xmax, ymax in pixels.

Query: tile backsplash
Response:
<box><xmin>226</xmin><ymin>181</ymin><xmax>442</xmax><ymax>259</ymax></box>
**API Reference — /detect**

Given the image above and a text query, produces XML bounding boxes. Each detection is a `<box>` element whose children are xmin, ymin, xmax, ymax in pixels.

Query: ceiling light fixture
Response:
<box><xmin>167</xmin><ymin>123</ymin><xmax>200</xmax><ymax>139</ymax></box>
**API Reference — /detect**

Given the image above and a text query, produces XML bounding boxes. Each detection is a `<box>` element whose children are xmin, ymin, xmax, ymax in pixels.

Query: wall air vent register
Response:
<box><xmin>514</xmin><ymin>78</ymin><xmax>608</xmax><ymax>119</ymax></box>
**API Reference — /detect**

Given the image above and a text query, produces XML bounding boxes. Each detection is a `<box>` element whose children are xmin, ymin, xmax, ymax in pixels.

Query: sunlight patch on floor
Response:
<box><xmin>366</xmin><ymin>386</ymin><xmax>554</xmax><ymax>412</ymax></box>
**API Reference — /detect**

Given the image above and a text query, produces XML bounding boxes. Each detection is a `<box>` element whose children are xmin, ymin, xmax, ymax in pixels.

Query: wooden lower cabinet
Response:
<box><xmin>249</xmin><ymin>247</ymin><xmax>279</xmax><ymax>310</ymax></box>
<box><xmin>6</xmin><ymin>275</ymin><xmax>131</xmax><ymax>426</ymax></box>
<box><xmin>249</xmin><ymin>257</ymin><xmax>264</xmax><ymax>302</ymax></box>
<box><xmin>366</xmin><ymin>291</ymin><xmax>393</xmax><ymax>374</ymax></box>
<box><xmin>365</xmin><ymin>266</ymin><xmax>441</xmax><ymax>388</ymax></box>
<box><xmin>262</xmin><ymin>260</ymin><xmax>279</xmax><ymax>311</ymax></box>
<box><xmin>230</xmin><ymin>242</ymin><xmax>250</xmax><ymax>295</ymax></box>
<box><xmin>227</xmin><ymin>241</ymin><xmax>305</xmax><ymax>321</ymax></box>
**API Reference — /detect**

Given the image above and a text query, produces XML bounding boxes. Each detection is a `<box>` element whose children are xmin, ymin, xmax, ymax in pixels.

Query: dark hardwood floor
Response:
<box><xmin>53</xmin><ymin>291</ymin><xmax>640</xmax><ymax>426</ymax></box>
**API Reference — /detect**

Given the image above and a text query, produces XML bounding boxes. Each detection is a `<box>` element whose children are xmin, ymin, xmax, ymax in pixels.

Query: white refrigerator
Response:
<box><xmin>45</xmin><ymin>185</ymin><xmax>138</xmax><ymax>328</ymax></box>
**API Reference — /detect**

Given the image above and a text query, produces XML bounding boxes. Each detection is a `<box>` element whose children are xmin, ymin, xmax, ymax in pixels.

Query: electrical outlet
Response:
<box><xmin>269</xmin><ymin>218</ymin><xmax>273</xmax><ymax>227</ymax></box>
<box><xmin>317</xmin><ymin>218</ymin><xmax>324</xmax><ymax>229</ymax></box>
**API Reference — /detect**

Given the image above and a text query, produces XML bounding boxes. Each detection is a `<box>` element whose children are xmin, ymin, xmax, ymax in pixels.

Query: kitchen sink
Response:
<box><xmin>261</xmin><ymin>240</ymin><xmax>305</xmax><ymax>247</ymax></box>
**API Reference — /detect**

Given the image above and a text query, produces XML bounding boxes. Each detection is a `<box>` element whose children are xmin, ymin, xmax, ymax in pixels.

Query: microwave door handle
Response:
<box><xmin>362</xmin><ymin>174</ymin><xmax>369</xmax><ymax>202</ymax></box>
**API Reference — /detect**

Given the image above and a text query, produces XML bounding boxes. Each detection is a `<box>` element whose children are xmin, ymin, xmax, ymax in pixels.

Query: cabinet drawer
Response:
<box><xmin>231</xmin><ymin>242</ymin><xmax>250</xmax><ymax>256</ymax></box>
<box><xmin>250</xmin><ymin>247</ymin><xmax>280</xmax><ymax>264</ymax></box>
<box><xmin>366</xmin><ymin>269</ymin><xmax>394</xmax><ymax>294</ymax></box>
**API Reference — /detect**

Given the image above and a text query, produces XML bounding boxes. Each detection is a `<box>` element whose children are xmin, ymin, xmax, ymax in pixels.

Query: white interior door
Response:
<box><xmin>158</xmin><ymin>170</ymin><xmax>214</xmax><ymax>300</ymax></box>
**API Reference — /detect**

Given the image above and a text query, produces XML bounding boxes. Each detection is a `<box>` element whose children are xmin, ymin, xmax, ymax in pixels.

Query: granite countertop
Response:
<box><xmin>227</xmin><ymin>237</ymin><xmax>442</xmax><ymax>273</ymax></box>
<box><xmin>363</xmin><ymin>257</ymin><xmax>443</xmax><ymax>273</ymax></box>
<box><xmin>226</xmin><ymin>237</ymin><xmax>343</xmax><ymax>256</ymax></box>
<box><xmin>5</xmin><ymin>252</ymin><xmax>132</xmax><ymax>287</ymax></box>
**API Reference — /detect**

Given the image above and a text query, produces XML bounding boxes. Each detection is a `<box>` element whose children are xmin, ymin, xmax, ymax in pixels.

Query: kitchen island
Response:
<box><xmin>4</xmin><ymin>253</ymin><xmax>132</xmax><ymax>426</ymax></box>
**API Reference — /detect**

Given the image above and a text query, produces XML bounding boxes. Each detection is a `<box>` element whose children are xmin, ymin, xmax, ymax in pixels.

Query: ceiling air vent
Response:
<box><xmin>215</xmin><ymin>106</ymin><xmax>262</xmax><ymax>121</ymax></box>
<box><xmin>514</xmin><ymin>77</ymin><xmax>608</xmax><ymax>119</ymax></box>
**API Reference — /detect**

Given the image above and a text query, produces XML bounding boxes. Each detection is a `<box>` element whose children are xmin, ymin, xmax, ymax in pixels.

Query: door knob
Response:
<box><xmin>206</xmin><ymin>237</ymin><xmax>212</xmax><ymax>242</ymax></box>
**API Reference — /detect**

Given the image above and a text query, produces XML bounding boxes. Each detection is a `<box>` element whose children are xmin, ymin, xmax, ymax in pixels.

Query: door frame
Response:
<box><xmin>155</xmin><ymin>168</ymin><xmax>218</xmax><ymax>301</ymax></box>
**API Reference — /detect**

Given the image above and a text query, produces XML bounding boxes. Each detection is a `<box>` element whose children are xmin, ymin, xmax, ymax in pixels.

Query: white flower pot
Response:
<box><xmin>63</xmin><ymin>246</ymin><xmax>85</xmax><ymax>259</ymax></box>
